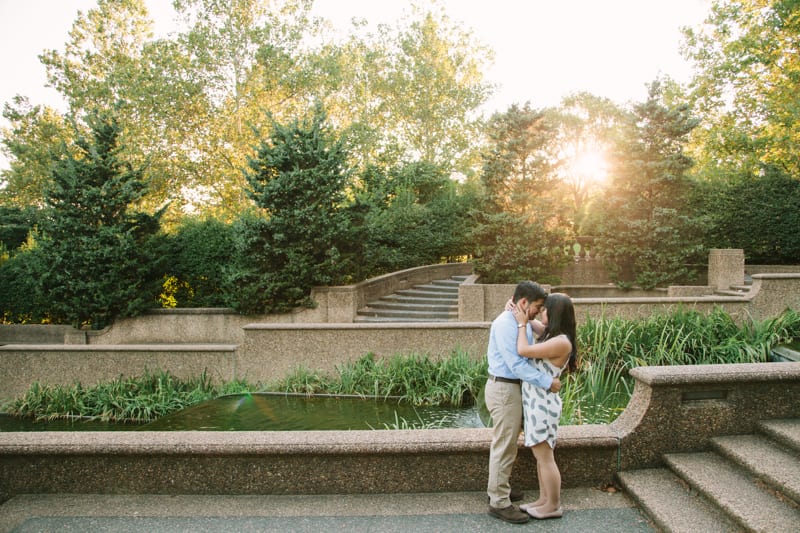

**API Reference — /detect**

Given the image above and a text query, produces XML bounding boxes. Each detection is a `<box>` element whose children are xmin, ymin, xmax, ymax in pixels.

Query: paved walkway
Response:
<box><xmin>0</xmin><ymin>489</ymin><xmax>655</xmax><ymax>532</ymax></box>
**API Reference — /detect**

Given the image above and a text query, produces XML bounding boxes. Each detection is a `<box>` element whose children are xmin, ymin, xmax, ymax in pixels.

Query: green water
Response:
<box><xmin>1</xmin><ymin>393</ymin><xmax>484</xmax><ymax>431</ymax></box>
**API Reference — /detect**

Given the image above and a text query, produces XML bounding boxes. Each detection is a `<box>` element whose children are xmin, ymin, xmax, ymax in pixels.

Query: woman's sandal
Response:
<box><xmin>527</xmin><ymin>506</ymin><xmax>563</xmax><ymax>519</ymax></box>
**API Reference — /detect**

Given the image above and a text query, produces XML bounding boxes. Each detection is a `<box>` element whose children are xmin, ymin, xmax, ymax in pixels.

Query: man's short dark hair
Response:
<box><xmin>513</xmin><ymin>280</ymin><xmax>548</xmax><ymax>303</ymax></box>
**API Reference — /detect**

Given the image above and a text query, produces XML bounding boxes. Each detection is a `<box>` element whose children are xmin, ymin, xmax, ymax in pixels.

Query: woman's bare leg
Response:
<box><xmin>520</xmin><ymin>449</ymin><xmax>547</xmax><ymax>510</ymax></box>
<box><xmin>530</xmin><ymin>442</ymin><xmax>561</xmax><ymax>513</ymax></box>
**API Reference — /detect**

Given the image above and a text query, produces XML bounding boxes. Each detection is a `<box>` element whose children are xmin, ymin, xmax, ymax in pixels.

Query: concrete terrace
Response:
<box><xmin>2</xmin><ymin>250</ymin><xmax>800</xmax><ymax>531</ymax></box>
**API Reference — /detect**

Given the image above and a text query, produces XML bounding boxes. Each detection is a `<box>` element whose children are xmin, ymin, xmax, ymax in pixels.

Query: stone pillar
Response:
<box><xmin>708</xmin><ymin>249</ymin><xmax>745</xmax><ymax>291</ymax></box>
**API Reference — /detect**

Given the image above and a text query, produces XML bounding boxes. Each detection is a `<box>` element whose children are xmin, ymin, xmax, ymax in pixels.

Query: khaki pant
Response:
<box><xmin>485</xmin><ymin>378</ymin><xmax>523</xmax><ymax>508</ymax></box>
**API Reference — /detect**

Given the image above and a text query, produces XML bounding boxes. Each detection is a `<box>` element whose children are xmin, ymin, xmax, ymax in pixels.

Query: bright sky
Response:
<box><xmin>0</xmin><ymin>0</ymin><xmax>710</xmax><ymax>171</ymax></box>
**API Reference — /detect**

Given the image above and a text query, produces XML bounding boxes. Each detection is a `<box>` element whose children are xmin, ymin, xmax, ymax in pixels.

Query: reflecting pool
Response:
<box><xmin>1</xmin><ymin>393</ymin><xmax>484</xmax><ymax>431</ymax></box>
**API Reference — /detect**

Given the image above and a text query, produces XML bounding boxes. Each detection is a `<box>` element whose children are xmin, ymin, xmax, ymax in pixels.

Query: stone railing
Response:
<box><xmin>1</xmin><ymin>362</ymin><xmax>797</xmax><ymax>503</ymax></box>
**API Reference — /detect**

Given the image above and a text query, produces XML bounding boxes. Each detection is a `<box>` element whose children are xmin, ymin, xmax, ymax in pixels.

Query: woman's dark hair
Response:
<box><xmin>542</xmin><ymin>293</ymin><xmax>578</xmax><ymax>372</ymax></box>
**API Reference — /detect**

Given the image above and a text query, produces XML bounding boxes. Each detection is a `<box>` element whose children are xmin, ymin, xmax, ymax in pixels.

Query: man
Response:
<box><xmin>485</xmin><ymin>280</ymin><xmax>561</xmax><ymax>524</ymax></box>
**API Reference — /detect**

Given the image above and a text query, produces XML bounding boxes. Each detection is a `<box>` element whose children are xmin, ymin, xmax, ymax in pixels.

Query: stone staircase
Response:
<box><xmin>617</xmin><ymin>418</ymin><xmax>800</xmax><ymax>532</ymax></box>
<box><xmin>354</xmin><ymin>275</ymin><xmax>467</xmax><ymax>322</ymax></box>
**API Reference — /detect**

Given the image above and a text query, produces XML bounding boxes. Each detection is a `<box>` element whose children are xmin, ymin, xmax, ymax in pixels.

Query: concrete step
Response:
<box><xmin>393</xmin><ymin>289</ymin><xmax>458</xmax><ymax>300</ymax></box>
<box><xmin>711</xmin><ymin>433</ymin><xmax>800</xmax><ymax>504</ymax></box>
<box><xmin>353</xmin><ymin>315</ymin><xmax>459</xmax><ymax>323</ymax></box>
<box><xmin>663</xmin><ymin>451</ymin><xmax>800</xmax><ymax>532</ymax></box>
<box><xmin>617</xmin><ymin>468</ymin><xmax>739</xmax><ymax>533</ymax></box>
<box><xmin>356</xmin><ymin>276</ymin><xmax>465</xmax><ymax>322</ymax></box>
<box><xmin>364</xmin><ymin>301</ymin><xmax>457</xmax><ymax>313</ymax></box>
<box><xmin>430</xmin><ymin>279</ymin><xmax>464</xmax><ymax>288</ymax></box>
<box><xmin>380</xmin><ymin>294</ymin><xmax>458</xmax><ymax>306</ymax></box>
<box><xmin>356</xmin><ymin>308</ymin><xmax>459</xmax><ymax>321</ymax></box>
<box><xmin>404</xmin><ymin>283</ymin><xmax>459</xmax><ymax>294</ymax></box>
<box><xmin>758</xmin><ymin>418</ymin><xmax>800</xmax><ymax>452</ymax></box>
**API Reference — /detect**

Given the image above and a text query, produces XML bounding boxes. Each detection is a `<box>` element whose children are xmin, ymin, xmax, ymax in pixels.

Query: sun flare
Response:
<box><xmin>571</xmin><ymin>149</ymin><xmax>608</xmax><ymax>184</ymax></box>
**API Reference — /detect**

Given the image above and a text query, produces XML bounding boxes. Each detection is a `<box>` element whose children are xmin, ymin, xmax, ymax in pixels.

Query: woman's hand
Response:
<box><xmin>504</xmin><ymin>298</ymin><xmax>514</xmax><ymax>312</ymax></box>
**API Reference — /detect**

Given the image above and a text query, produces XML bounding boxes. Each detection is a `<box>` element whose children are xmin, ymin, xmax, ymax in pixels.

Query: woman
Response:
<box><xmin>512</xmin><ymin>292</ymin><xmax>578</xmax><ymax>519</ymax></box>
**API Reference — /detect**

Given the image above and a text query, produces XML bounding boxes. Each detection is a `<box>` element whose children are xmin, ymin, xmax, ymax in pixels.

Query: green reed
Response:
<box><xmin>271</xmin><ymin>350</ymin><xmax>487</xmax><ymax>407</ymax></box>
<box><xmin>3</xmin><ymin>369</ymin><xmax>231</xmax><ymax>423</ymax></box>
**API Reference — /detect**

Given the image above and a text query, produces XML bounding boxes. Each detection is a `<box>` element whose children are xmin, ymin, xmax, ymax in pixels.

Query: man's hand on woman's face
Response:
<box><xmin>513</xmin><ymin>305</ymin><xmax>528</xmax><ymax>326</ymax></box>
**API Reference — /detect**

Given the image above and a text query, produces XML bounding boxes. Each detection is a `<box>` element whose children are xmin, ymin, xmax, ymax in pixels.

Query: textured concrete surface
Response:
<box><xmin>0</xmin><ymin>489</ymin><xmax>655</xmax><ymax>533</ymax></box>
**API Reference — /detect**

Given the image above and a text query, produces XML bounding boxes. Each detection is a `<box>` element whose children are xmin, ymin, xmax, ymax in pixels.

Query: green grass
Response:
<box><xmin>4</xmin><ymin>307</ymin><xmax>798</xmax><ymax>426</ymax></box>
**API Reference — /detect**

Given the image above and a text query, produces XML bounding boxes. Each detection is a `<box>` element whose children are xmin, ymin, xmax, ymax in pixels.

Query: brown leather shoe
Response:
<box><xmin>488</xmin><ymin>504</ymin><xmax>530</xmax><ymax>524</ymax></box>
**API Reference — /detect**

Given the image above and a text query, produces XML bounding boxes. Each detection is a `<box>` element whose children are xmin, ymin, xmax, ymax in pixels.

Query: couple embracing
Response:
<box><xmin>485</xmin><ymin>280</ymin><xmax>578</xmax><ymax>524</ymax></box>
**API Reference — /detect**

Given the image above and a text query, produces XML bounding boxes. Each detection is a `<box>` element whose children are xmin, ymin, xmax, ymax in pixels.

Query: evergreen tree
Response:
<box><xmin>34</xmin><ymin>111</ymin><xmax>165</xmax><ymax>328</ymax></box>
<box><xmin>228</xmin><ymin>105</ymin><xmax>351</xmax><ymax>314</ymax></box>
<box><xmin>589</xmin><ymin>81</ymin><xmax>704</xmax><ymax>289</ymax></box>
<box><xmin>470</xmin><ymin>103</ymin><xmax>572</xmax><ymax>283</ymax></box>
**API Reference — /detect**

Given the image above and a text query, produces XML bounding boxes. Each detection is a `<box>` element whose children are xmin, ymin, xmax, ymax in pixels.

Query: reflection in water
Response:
<box><xmin>139</xmin><ymin>393</ymin><xmax>484</xmax><ymax>431</ymax></box>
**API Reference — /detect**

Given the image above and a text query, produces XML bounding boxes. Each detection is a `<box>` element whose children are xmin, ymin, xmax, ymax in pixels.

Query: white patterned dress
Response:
<box><xmin>521</xmin><ymin>336</ymin><xmax>567</xmax><ymax>448</ymax></box>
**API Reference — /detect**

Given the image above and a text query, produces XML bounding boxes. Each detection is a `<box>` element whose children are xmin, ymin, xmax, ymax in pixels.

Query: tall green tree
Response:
<box><xmin>682</xmin><ymin>0</ymin><xmax>800</xmax><ymax>178</ymax></box>
<box><xmin>382</xmin><ymin>5</ymin><xmax>492</xmax><ymax>171</ymax></box>
<box><xmin>33</xmin><ymin>111</ymin><xmax>165</xmax><ymax>328</ymax></box>
<box><xmin>172</xmin><ymin>0</ymin><xmax>329</xmax><ymax>216</ymax></box>
<box><xmin>552</xmin><ymin>92</ymin><xmax>625</xmax><ymax>232</ymax></box>
<box><xmin>695</xmin><ymin>165</ymin><xmax>800</xmax><ymax>263</ymax></box>
<box><xmin>470</xmin><ymin>103</ymin><xmax>572</xmax><ymax>283</ymax></box>
<box><xmin>1</xmin><ymin>97</ymin><xmax>73</xmax><ymax>208</ymax></box>
<box><xmin>589</xmin><ymin>81</ymin><xmax>704</xmax><ymax>289</ymax></box>
<box><xmin>227</xmin><ymin>105</ymin><xmax>351</xmax><ymax>314</ymax></box>
<box><xmin>349</xmin><ymin>161</ymin><xmax>476</xmax><ymax>277</ymax></box>
<box><xmin>321</xmin><ymin>2</ymin><xmax>493</xmax><ymax>174</ymax></box>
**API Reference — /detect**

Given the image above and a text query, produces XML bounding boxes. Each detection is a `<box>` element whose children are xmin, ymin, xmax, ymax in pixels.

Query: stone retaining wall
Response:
<box><xmin>1</xmin><ymin>362</ymin><xmax>797</xmax><ymax>503</ymax></box>
<box><xmin>0</xmin><ymin>324</ymin><xmax>489</xmax><ymax>402</ymax></box>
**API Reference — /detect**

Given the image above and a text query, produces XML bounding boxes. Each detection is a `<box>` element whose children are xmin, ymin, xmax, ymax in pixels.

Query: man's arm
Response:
<box><xmin>495</xmin><ymin>315</ymin><xmax>553</xmax><ymax>390</ymax></box>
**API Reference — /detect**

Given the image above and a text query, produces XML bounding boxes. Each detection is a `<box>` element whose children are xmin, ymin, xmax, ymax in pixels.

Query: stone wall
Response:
<box><xmin>0</xmin><ymin>324</ymin><xmax>490</xmax><ymax>403</ymax></box>
<box><xmin>1</xmin><ymin>362</ymin><xmax>797</xmax><ymax>502</ymax></box>
<box><xmin>0</xmin><ymin>344</ymin><xmax>239</xmax><ymax>401</ymax></box>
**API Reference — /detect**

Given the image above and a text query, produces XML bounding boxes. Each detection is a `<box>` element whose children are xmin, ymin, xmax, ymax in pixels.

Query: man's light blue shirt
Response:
<box><xmin>487</xmin><ymin>310</ymin><xmax>553</xmax><ymax>390</ymax></box>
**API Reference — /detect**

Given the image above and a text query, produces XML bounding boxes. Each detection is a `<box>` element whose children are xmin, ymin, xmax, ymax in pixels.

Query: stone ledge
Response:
<box><xmin>1</xmin><ymin>363</ymin><xmax>798</xmax><ymax>502</ymax></box>
<box><xmin>0</xmin><ymin>343</ymin><xmax>239</xmax><ymax>352</ymax></box>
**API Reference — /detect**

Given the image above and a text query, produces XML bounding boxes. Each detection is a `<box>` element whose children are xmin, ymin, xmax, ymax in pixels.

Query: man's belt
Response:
<box><xmin>488</xmin><ymin>374</ymin><xmax>521</xmax><ymax>384</ymax></box>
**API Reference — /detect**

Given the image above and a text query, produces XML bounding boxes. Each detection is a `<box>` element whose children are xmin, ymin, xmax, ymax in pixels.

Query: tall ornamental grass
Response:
<box><xmin>564</xmin><ymin>306</ymin><xmax>800</xmax><ymax>424</ymax></box>
<box><xmin>4</xmin><ymin>370</ymin><xmax>250</xmax><ymax>423</ymax></box>
<box><xmin>272</xmin><ymin>350</ymin><xmax>487</xmax><ymax>407</ymax></box>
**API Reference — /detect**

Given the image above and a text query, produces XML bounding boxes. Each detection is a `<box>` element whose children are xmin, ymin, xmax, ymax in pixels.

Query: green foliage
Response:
<box><xmin>161</xmin><ymin>216</ymin><xmax>236</xmax><ymax>307</ymax></box>
<box><xmin>3</xmin><ymin>369</ymin><xmax>221</xmax><ymax>423</ymax></box>
<box><xmin>0</xmin><ymin>244</ymin><xmax>49</xmax><ymax>324</ymax></box>
<box><xmin>588</xmin><ymin>81</ymin><xmax>705</xmax><ymax>289</ymax></box>
<box><xmin>347</xmin><ymin>161</ymin><xmax>477</xmax><ymax>277</ymax></box>
<box><xmin>682</xmin><ymin>0</ymin><xmax>800</xmax><ymax>177</ymax></box>
<box><xmin>0</xmin><ymin>97</ymin><xmax>73</xmax><ymax>207</ymax></box>
<box><xmin>695</xmin><ymin>166</ymin><xmax>800</xmax><ymax>264</ymax></box>
<box><xmin>0</xmin><ymin>206</ymin><xmax>39</xmax><ymax>253</ymax></box>
<box><xmin>564</xmin><ymin>306</ymin><xmax>800</xmax><ymax>424</ymax></box>
<box><xmin>2</xmin><ymin>0</ymin><xmax>492</xmax><ymax>218</ymax></box>
<box><xmin>32</xmin><ymin>111</ymin><xmax>166</xmax><ymax>328</ymax></box>
<box><xmin>270</xmin><ymin>351</ymin><xmax>488</xmax><ymax>407</ymax></box>
<box><xmin>6</xmin><ymin>308</ymin><xmax>798</xmax><ymax>424</ymax></box>
<box><xmin>470</xmin><ymin>103</ymin><xmax>572</xmax><ymax>283</ymax></box>
<box><xmin>227</xmin><ymin>105</ymin><xmax>351</xmax><ymax>314</ymax></box>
